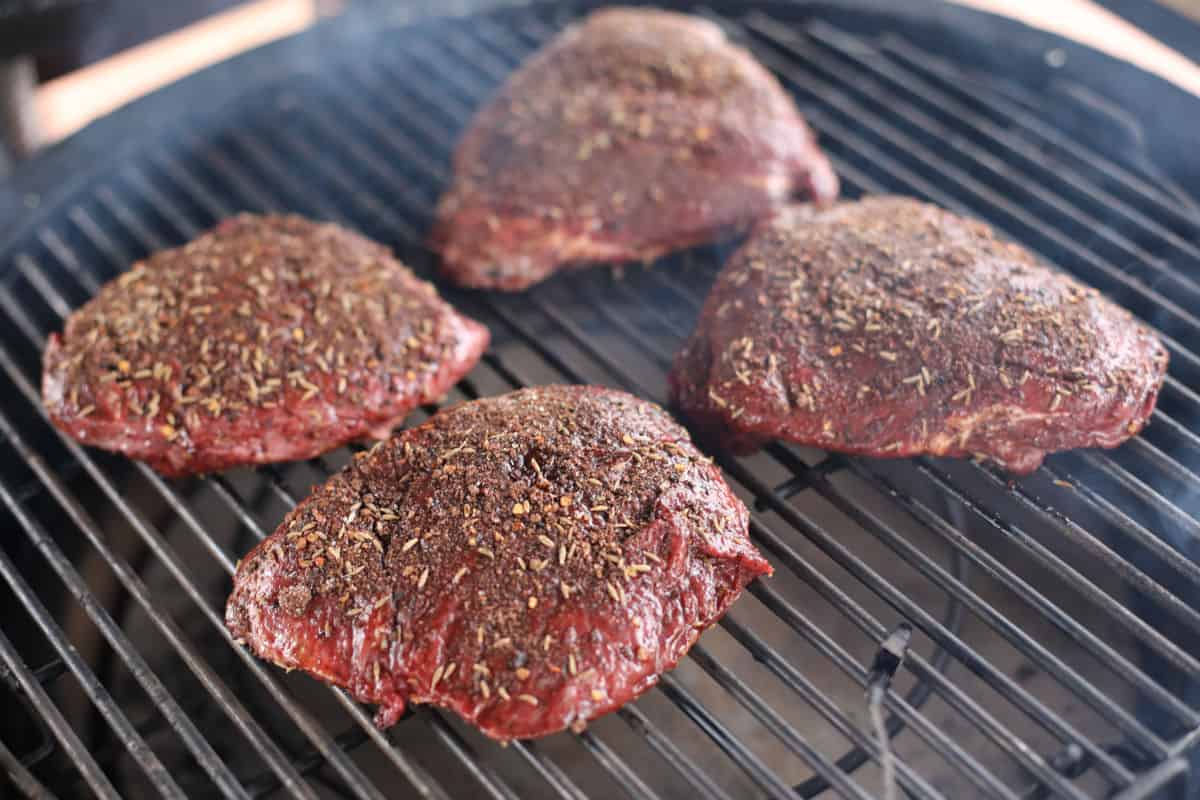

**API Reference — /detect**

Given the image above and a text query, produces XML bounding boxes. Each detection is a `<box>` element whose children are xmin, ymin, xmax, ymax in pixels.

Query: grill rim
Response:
<box><xmin>0</xmin><ymin>2</ymin><xmax>1198</xmax><ymax>799</ymax></box>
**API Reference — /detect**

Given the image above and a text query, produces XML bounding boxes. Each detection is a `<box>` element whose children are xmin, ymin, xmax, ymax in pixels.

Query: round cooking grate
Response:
<box><xmin>0</xmin><ymin>2</ymin><xmax>1198</xmax><ymax>799</ymax></box>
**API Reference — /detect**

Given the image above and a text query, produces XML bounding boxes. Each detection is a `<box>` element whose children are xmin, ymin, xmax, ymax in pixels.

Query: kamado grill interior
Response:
<box><xmin>2</xmin><ymin>1</ymin><xmax>1200</xmax><ymax>798</ymax></box>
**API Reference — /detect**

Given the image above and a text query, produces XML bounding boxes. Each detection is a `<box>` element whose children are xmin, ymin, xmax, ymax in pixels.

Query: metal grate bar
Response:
<box><xmin>410</xmin><ymin>714</ymin><xmax>521</xmax><ymax>800</ymax></box>
<box><xmin>29</xmin><ymin>657</ymin><xmax>66</xmax><ymax>687</ymax></box>
<box><xmin>876</xmin><ymin>35</ymin><xmax>1200</xmax><ymax>229</ymax></box>
<box><xmin>575</xmin><ymin>731</ymin><xmax>663</xmax><ymax>800</ymax></box>
<box><xmin>509</xmin><ymin>740</ymin><xmax>589</xmax><ymax>800</ymax></box>
<box><xmin>1088</xmin><ymin>436</ymin><xmax>1200</xmax><ymax>523</ymax></box>
<box><xmin>0</xmin><ymin>449</ymin><xmax>245</xmax><ymax>796</ymax></box>
<box><xmin>850</xmin><ymin>458</ymin><xmax>1198</xmax><ymax>728</ymax></box>
<box><xmin>817</xmin><ymin>22</ymin><xmax>1200</xmax><ymax>270</ymax></box>
<box><xmin>173</xmin><ymin>130</ymin><xmax>284</xmax><ymax>217</ymax></box>
<box><xmin>743</xmin><ymin>472</ymin><xmax>1128</xmax><ymax>790</ymax></box>
<box><xmin>1036</xmin><ymin>460</ymin><xmax>1200</xmax><ymax>570</ymax></box>
<box><xmin>791</xmin><ymin>18</ymin><xmax>1200</xmax><ymax>302</ymax></box>
<box><xmin>686</xmin><ymin>642</ymin><xmax>881</xmax><ymax>800</ymax></box>
<box><xmin>245</xmin><ymin>727</ymin><xmax>366</xmax><ymax>798</ymax></box>
<box><xmin>0</xmin><ymin>624</ymin><xmax>120</xmax><ymax>799</ymax></box>
<box><xmin>0</xmin><ymin>733</ymin><xmax>54</xmax><ymax>800</ymax></box>
<box><xmin>1109</xmin><ymin>757</ymin><xmax>1191</xmax><ymax>800</ymax></box>
<box><xmin>745</xmin><ymin>509</ymin><xmax>1100</xmax><ymax>799</ymax></box>
<box><xmin>1067</xmin><ymin>450</ymin><xmax>1200</xmax><ymax>585</ymax></box>
<box><xmin>613</xmin><ymin>705</ymin><xmax>733</xmax><ymax>800</ymax></box>
<box><xmin>1129</xmin><ymin>401</ymin><xmax>1200</xmax><ymax>472</ymax></box>
<box><xmin>919</xmin><ymin>454</ymin><xmax>1198</xmax><ymax>679</ymax></box>
<box><xmin>720</xmin><ymin>597</ymin><xmax>1013</xmax><ymax>800</ymax></box>
<box><xmin>797</xmin><ymin>462</ymin><xmax>1165</xmax><ymax>753</ymax></box>
<box><xmin>966</xmin><ymin>461</ymin><xmax>1200</xmax><ymax>646</ymax></box>
<box><xmin>0</xmin><ymin>540</ymin><xmax>184</xmax><ymax>798</ymax></box>
<box><xmin>656</xmin><ymin>673</ymin><xmax>800</xmax><ymax>799</ymax></box>
<box><xmin>936</xmin><ymin>453</ymin><xmax>1200</xmax><ymax>671</ymax></box>
<box><xmin>744</xmin><ymin>575</ymin><xmax>1017</xmax><ymax>800</ymax></box>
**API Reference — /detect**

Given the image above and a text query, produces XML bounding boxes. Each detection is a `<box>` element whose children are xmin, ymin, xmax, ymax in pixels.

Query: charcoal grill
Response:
<box><xmin>2</xmin><ymin>1</ymin><xmax>1200</xmax><ymax>798</ymax></box>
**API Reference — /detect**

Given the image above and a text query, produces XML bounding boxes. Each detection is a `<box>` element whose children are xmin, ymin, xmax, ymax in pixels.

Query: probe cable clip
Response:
<box><xmin>866</xmin><ymin>622</ymin><xmax>912</xmax><ymax>700</ymax></box>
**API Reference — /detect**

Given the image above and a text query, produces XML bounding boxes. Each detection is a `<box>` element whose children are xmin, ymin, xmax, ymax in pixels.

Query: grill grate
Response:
<box><xmin>1</xmin><ymin>2</ymin><xmax>1198</xmax><ymax>798</ymax></box>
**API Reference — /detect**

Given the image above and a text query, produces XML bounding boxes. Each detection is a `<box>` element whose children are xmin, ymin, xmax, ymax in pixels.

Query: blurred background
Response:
<box><xmin>0</xmin><ymin>0</ymin><xmax>339</xmax><ymax>170</ymax></box>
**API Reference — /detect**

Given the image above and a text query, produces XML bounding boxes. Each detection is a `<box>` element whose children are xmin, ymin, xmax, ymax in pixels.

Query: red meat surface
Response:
<box><xmin>225</xmin><ymin>385</ymin><xmax>771</xmax><ymax>740</ymax></box>
<box><xmin>431</xmin><ymin>7</ymin><xmax>838</xmax><ymax>291</ymax></box>
<box><xmin>42</xmin><ymin>214</ymin><xmax>488</xmax><ymax>476</ymax></box>
<box><xmin>670</xmin><ymin>197</ymin><xmax>1168</xmax><ymax>474</ymax></box>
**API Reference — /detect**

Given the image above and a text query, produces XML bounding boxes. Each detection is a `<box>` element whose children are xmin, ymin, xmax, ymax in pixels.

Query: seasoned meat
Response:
<box><xmin>43</xmin><ymin>214</ymin><xmax>489</xmax><ymax>476</ymax></box>
<box><xmin>225</xmin><ymin>385</ymin><xmax>770</xmax><ymax>741</ymax></box>
<box><xmin>431</xmin><ymin>7</ymin><xmax>838</xmax><ymax>291</ymax></box>
<box><xmin>670</xmin><ymin>197</ymin><xmax>1168</xmax><ymax>474</ymax></box>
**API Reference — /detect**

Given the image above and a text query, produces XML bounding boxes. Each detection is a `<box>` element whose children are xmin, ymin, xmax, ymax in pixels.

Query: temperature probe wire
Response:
<box><xmin>866</xmin><ymin>623</ymin><xmax>913</xmax><ymax>800</ymax></box>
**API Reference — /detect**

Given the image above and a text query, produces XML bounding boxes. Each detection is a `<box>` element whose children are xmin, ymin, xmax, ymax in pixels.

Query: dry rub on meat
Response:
<box><xmin>225</xmin><ymin>385</ymin><xmax>770</xmax><ymax>741</ymax></box>
<box><xmin>431</xmin><ymin>7</ymin><xmax>838</xmax><ymax>291</ymax></box>
<box><xmin>43</xmin><ymin>214</ymin><xmax>489</xmax><ymax>477</ymax></box>
<box><xmin>670</xmin><ymin>196</ymin><xmax>1168</xmax><ymax>474</ymax></box>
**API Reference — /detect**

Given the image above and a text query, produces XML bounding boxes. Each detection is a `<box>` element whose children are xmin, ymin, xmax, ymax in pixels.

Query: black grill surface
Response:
<box><xmin>1</xmin><ymin>2</ymin><xmax>1199</xmax><ymax>798</ymax></box>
